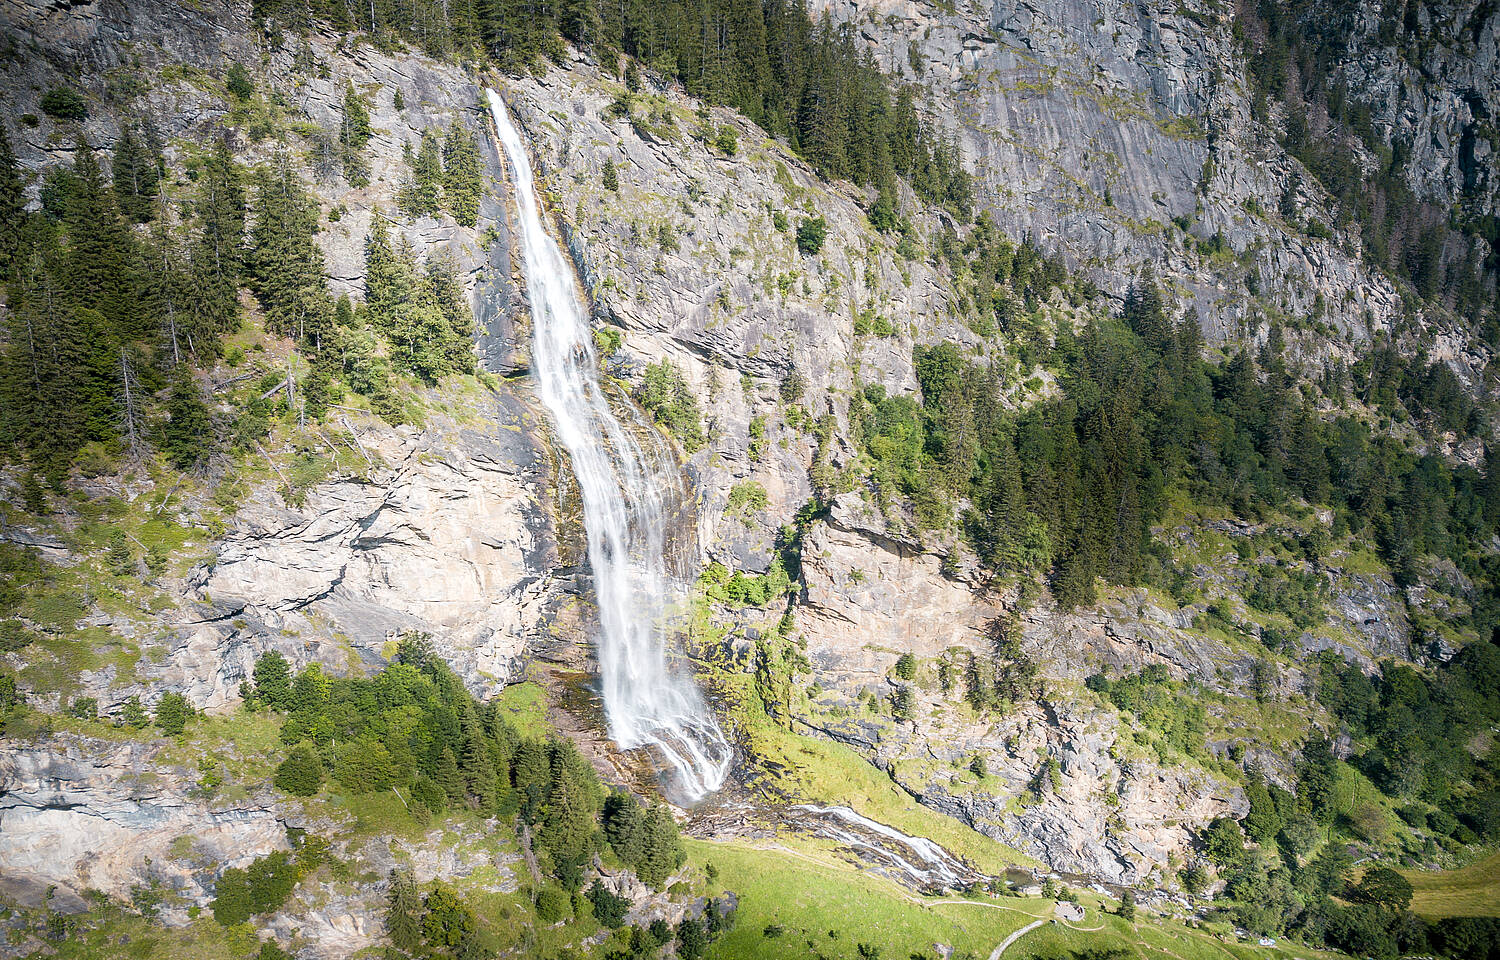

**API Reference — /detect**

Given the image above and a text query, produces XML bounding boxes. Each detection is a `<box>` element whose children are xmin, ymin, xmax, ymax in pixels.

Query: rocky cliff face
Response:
<box><xmin>493</xmin><ymin>45</ymin><xmax>1462</xmax><ymax>879</ymax></box>
<box><xmin>0</xmin><ymin>738</ymin><xmax>287</xmax><ymax>919</ymax></box>
<box><xmin>187</xmin><ymin>387</ymin><xmax>561</xmax><ymax>699</ymax></box>
<box><xmin>808</xmin><ymin>0</ymin><xmax>1495</xmax><ymax>376</ymax></box>
<box><xmin>0</xmin><ymin>0</ymin><xmax>568</xmax><ymax>708</ymax></box>
<box><xmin>1331</xmin><ymin>0</ymin><xmax>1498</xmax><ymax>216</ymax></box>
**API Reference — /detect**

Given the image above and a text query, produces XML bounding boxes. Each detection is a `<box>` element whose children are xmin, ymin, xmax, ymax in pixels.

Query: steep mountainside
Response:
<box><xmin>811</xmin><ymin>0</ymin><xmax>1497</xmax><ymax>364</ymax></box>
<box><xmin>0</xmin><ymin>1</ymin><xmax>1497</xmax><ymax>959</ymax></box>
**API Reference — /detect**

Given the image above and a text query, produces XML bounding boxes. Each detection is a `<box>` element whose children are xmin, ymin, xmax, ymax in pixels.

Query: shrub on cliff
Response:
<box><xmin>154</xmin><ymin>692</ymin><xmax>192</xmax><ymax>737</ymax></box>
<box><xmin>273</xmin><ymin>744</ymin><xmax>323</xmax><ymax>796</ymax></box>
<box><xmin>795</xmin><ymin>216</ymin><xmax>826</xmax><ymax>255</ymax></box>
<box><xmin>40</xmin><ymin>87</ymin><xmax>87</xmax><ymax>121</ymax></box>
<box><xmin>211</xmin><ymin>851</ymin><xmax>298</xmax><ymax>925</ymax></box>
<box><xmin>638</xmin><ymin>359</ymin><xmax>705</xmax><ymax>451</ymax></box>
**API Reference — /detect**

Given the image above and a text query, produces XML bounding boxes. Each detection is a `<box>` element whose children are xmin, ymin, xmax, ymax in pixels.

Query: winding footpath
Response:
<box><xmin>988</xmin><ymin>917</ymin><xmax>1049</xmax><ymax>960</ymax></box>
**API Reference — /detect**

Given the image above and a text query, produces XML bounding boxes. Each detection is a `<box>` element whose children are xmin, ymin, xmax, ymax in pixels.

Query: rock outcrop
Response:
<box><xmin>192</xmin><ymin>390</ymin><xmax>561</xmax><ymax>696</ymax></box>
<box><xmin>0</xmin><ymin>739</ymin><xmax>288</xmax><ymax>920</ymax></box>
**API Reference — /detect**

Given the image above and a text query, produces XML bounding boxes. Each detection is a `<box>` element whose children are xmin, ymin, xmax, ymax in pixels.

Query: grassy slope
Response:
<box><xmin>696</xmin><ymin>632</ymin><xmax>1034</xmax><ymax>875</ymax></box>
<box><xmin>691</xmin><ymin>838</ymin><xmax>1350</xmax><ymax>960</ymax></box>
<box><xmin>1403</xmin><ymin>850</ymin><xmax>1500</xmax><ymax>919</ymax></box>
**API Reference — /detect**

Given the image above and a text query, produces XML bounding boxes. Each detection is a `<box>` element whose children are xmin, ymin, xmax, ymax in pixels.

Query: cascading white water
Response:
<box><xmin>486</xmin><ymin>89</ymin><xmax>731</xmax><ymax>801</ymax></box>
<box><xmin>791</xmin><ymin>805</ymin><xmax>982</xmax><ymax>890</ymax></box>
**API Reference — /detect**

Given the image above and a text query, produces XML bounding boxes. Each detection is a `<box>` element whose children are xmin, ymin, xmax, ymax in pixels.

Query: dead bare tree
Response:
<box><xmin>118</xmin><ymin>347</ymin><xmax>148</xmax><ymax>463</ymax></box>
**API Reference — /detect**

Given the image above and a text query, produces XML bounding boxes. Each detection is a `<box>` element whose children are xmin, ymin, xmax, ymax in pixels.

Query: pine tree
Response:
<box><xmin>247</xmin><ymin>155</ymin><xmax>332</xmax><ymax>348</ymax></box>
<box><xmin>636</xmin><ymin>801</ymin><xmax>686</xmax><ymax>890</ymax></box>
<box><xmin>112</xmin><ymin>125</ymin><xmax>160</xmax><ymax>223</ymax></box>
<box><xmin>187</xmin><ymin>141</ymin><xmax>246</xmax><ymax>352</ymax></box>
<box><xmin>116</xmin><ymin>345</ymin><xmax>148</xmax><ymax>461</ymax></box>
<box><xmin>0</xmin><ymin>124</ymin><xmax>25</xmax><ymax>274</ymax></box>
<box><xmin>602</xmin><ymin>791</ymin><xmax>645</xmax><ymax>865</ymax></box>
<box><xmin>434</xmin><ymin>746</ymin><xmax>464</xmax><ymax>804</ymax></box>
<box><xmin>107</xmin><ymin>529</ymin><xmax>134</xmax><ymax>574</ymax></box>
<box><xmin>386</xmin><ymin>870</ymin><xmax>422</xmax><ymax>952</ymax></box>
<box><xmin>273</xmin><ymin>744</ymin><xmax>324</xmax><ymax>795</ymax></box>
<box><xmin>363</xmin><ymin>222</ymin><xmax>473</xmax><ymax>383</ymax></box>
<box><xmin>539</xmin><ymin>740</ymin><xmax>601</xmax><ymax>888</ymax></box>
<box><xmin>363</xmin><ymin>218</ymin><xmax>409</xmax><ymax>315</ymax></box>
<box><xmin>253</xmin><ymin>651</ymin><xmax>293</xmax><ymax>709</ymax></box>
<box><xmin>1289</xmin><ymin>404</ymin><xmax>1330</xmax><ymax>503</ymax></box>
<box><xmin>143</xmin><ymin>208</ymin><xmax>191</xmax><ymax>365</ymax></box>
<box><xmin>154</xmin><ymin>692</ymin><xmax>192</xmax><ymax>736</ymax></box>
<box><xmin>340</xmin><ymin>81</ymin><xmax>373</xmax><ymax>187</ymax></box>
<box><xmin>63</xmin><ymin>140</ymin><xmax>139</xmax><ymax>336</ymax></box>
<box><xmin>441</xmin><ymin>122</ymin><xmax>483</xmax><ymax>226</ymax></box>
<box><xmin>399</xmin><ymin>132</ymin><xmax>443</xmax><ymax>218</ymax></box>
<box><xmin>162</xmin><ymin>368</ymin><xmax>213</xmax><ymax>471</ymax></box>
<box><xmin>0</xmin><ymin>245</ymin><xmax>90</xmax><ymax>464</ymax></box>
<box><xmin>425</xmin><ymin>256</ymin><xmax>476</xmax><ymax>376</ymax></box>
<box><xmin>460</xmin><ymin>719</ymin><xmax>498</xmax><ymax>808</ymax></box>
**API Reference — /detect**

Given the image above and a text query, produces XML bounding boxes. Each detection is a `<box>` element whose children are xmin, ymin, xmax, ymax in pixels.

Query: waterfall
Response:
<box><xmin>485</xmin><ymin>89</ymin><xmax>732</xmax><ymax>801</ymax></box>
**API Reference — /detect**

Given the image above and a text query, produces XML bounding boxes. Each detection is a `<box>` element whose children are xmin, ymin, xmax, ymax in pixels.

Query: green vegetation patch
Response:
<box><xmin>1404</xmin><ymin>851</ymin><xmax>1500</xmax><ymax>919</ymax></box>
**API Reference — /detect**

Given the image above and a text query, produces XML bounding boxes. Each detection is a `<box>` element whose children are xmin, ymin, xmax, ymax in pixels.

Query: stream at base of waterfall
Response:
<box><xmin>486</xmin><ymin>89</ymin><xmax>732</xmax><ymax>801</ymax></box>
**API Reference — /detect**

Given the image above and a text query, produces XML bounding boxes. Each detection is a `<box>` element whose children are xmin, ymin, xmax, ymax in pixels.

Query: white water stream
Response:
<box><xmin>792</xmin><ymin>804</ymin><xmax>982</xmax><ymax>890</ymax></box>
<box><xmin>486</xmin><ymin>89</ymin><xmax>731</xmax><ymax>800</ymax></box>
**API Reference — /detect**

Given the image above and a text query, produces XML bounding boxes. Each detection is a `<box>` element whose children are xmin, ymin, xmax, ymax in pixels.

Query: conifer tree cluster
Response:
<box><xmin>364</xmin><ymin>218</ymin><xmax>477</xmax><ymax>383</ymax></box>
<box><xmin>442</xmin><ymin>123</ymin><xmax>485</xmax><ymax>227</ymax></box>
<box><xmin>0</xmin><ymin>100</ymin><xmax>481</xmax><ymax>474</ymax></box>
<box><xmin>253</xmin><ymin>635</ymin><xmax>688</xmax><ymax>895</ymax></box>
<box><xmin>339</xmin><ymin>81</ymin><xmax>374</xmax><ymax>187</ymax></box>
<box><xmin>399</xmin><ymin>123</ymin><xmax>485</xmax><ymax>227</ymax></box>
<box><xmin>384</xmin><ymin>871</ymin><xmax>490</xmax><ymax>960</ymax></box>
<box><xmin>251</xmin><ymin>0</ymin><xmax>971</xmax><ymax>213</ymax></box>
<box><xmin>856</xmin><ymin>266</ymin><xmax>1500</xmax><ymax>626</ymax></box>
<box><xmin>0</xmin><ymin>125</ymin><xmax>228</xmax><ymax>470</ymax></box>
<box><xmin>1237</xmin><ymin>0</ymin><xmax>1497</xmax><ymax>327</ymax></box>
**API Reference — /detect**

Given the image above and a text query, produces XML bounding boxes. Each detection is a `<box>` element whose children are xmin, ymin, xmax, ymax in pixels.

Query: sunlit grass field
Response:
<box><xmin>1404</xmin><ymin>850</ymin><xmax>1500</xmax><ymax>918</ymax></box>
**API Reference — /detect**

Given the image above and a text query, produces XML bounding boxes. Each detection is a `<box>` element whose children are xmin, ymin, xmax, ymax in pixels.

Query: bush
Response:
<box><xmin>1201</xmin><ymin>817</ymin><xmax>1244</xmax><ymax>866</ymax></box>
<box><xmin>40</xmin><ymin>87</ymin><xmax>88</xmax><ymax>121</ymax></box>
<box><xmin>891</xmin><ymin>685</ymin><xmax>916</xmax><ymax>720</ymax></box>
<box><xmin>726</xmin><ymin>481</ymin><xmax>768</xmax><ymax>516</ymax></box>
<box><xmin>68</xmin><ymin>697</ymin><xmax>98</xmax><ymax>721</ymax></box>
<box><xmin>795</xmin><ymin>216</ymin><xmax>827</xmax><ymax>255</ymax></box>
<box><xmin>253</xmin><ymin>651</ymin><xmax>293</xmax><ymax>710</ymax></box>
<box><xmin>535</xmin><ymin>885</ymin><xmax>569</xmax><ymax>922</ymax></box>
<box><xmin>120</xmin><ymin>696</ymin><xmax>150</xmax><ymax>729</ymax></box>
<box><xmin>637</xmin><ymin>360</ymin><xmax>704</xmax><ymax>451</ymax></box>
<box><xmin>273</xmin><ymin>744</ymin><xmax>324</xmax><ymax>797</ymax></box>
<box><xmin>154</xmin><ymin>693</ymin><xmax>192</xmax><ymax>736</ymax></box>
<box><xmin>226</xmin><ymin>63</ymin><xmax>254</xmax><ymax>101</ymax></box>
<box><xmin>1427</xmin><ymin>808</ymin><xmax>1458</xmax><ymax>836</ymax></box>
<box><xmin>335</xmin><ymin>737</ymin><xmax>394</xmax><ymax>793</ymax></box>
<box><xmin>714</xmin><ymin>125</ymin><xmax>738</xmax><ymax>156</ymax></box>
<box><xmin>1347</xmin><ymin>865</ymin><xmax>1413</xmax><ymax>911</ymax></box>
<box><xmin>211</xmin><ymin>851</ymin><xmax>299</xmax><ymax>926</ymax></box>
<box><xmin>586</xmin><ymin>880</ymin><xmax>629</xmax><ymax>928</ymax></box>
<box><xmin>893</xmin><ymin>653</ymin><xmax>917</xmax><ymax>680</ymax></box>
